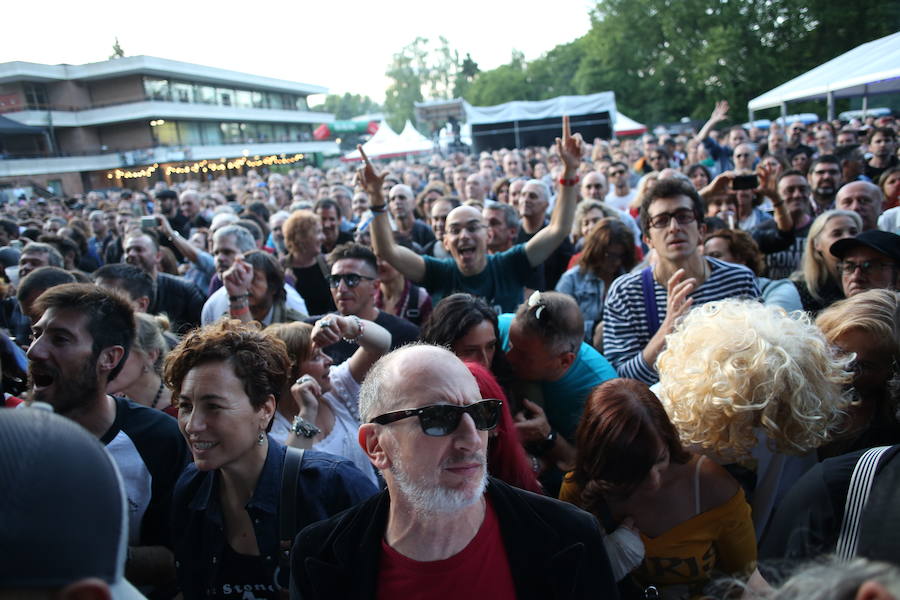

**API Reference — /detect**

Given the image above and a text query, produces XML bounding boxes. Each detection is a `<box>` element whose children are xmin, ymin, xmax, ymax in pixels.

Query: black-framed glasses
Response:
<box><xmin>609</xmin><ymin>169</ymin><xmax>627</xmax><ymax>176</ymax></box>
<box><xmin>837</xmin><ymin>260</ymin><xmax>897</xmax><ymax>276</ymax></box>
<box><xmin>326</xmin><ymin>273</ymin><xmax>375</xmax><ymax>288</ymax></box>
<box><xmin>370</xmin><ymin>399</ymin><xmax>502</xmax><ymax>436</ymax></box>
<box><xmin>648</xmin><ymin>209</ymin><xmax>697</xmax><ymax>229</ymax></box>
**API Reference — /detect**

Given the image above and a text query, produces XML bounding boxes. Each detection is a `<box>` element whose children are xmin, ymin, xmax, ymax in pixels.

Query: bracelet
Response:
<box><xmin>558</xmin><ymin>175</ymin><xmax>580</xmax><ymax>187</ymax></box>
<box><xmin>370</xmin><ymin>204</ymin><xmax>387</xmax><ymax>213</ymax></box>
<box><xmin>527</xmin><ymin>429</ymin><xmax>557</xmax><ymax>457</ymax></box>
<box><xmin>291</xmin><ymin>415</ymin><xmax>321</xmax><ymax>439</ymax></box>
<box><xmin>230</xmin><ymin>304</ymin><xmax>250</xmax><ymax>315</ymax></box>
<box><xmin>228</xmin><ymin>293</ymin><xmax>250</xmax><ymax>302</ymax></box>
<box><xmin>342</xmin><ymin>315</ymin><xmax>364</xmax><ymax>343</ymax></box>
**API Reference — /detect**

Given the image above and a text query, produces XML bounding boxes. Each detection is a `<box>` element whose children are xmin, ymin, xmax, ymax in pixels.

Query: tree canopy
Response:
<box><xmin>382</xmin><ymin>0</ymin><xmax>898</xmax><ymax>127</ymax></box>
<box><xmin>310</xmin><ymin>93</ymin><xmax>381</xmax><ymax>120</ymax></box>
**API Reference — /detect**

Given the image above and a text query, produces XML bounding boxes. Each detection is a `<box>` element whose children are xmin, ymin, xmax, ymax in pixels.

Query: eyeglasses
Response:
<box><xmin>609</xmin><ymin>169</ymin><xmax>626</xmax><ymax>176</ymax></box>
<box><xmin>446</xmin><ymin>222</ymin><xmax>485</xmax><ymax>236</ymax></box>
<box><xmin>370</xmin><ymin>399</ymin><xmax>502</xmax><ymax>436</ymax></box>
<box><xmin>837</xmin><ymin>260</ymin><xmax>897</xmax><ymax>276</ymax></box>
<box><xmin>326</xmin><ymin>273</ymin><xmax>375</xmax><ymax>288</ymax></box>
<box><xmin>648</xmin><ymin>209</ymin><xmax>698</xmax><ymax>229</ymax></box>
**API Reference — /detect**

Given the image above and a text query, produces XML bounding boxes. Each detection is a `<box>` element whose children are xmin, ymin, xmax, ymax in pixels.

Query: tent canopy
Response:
<box><xmin>341</xmin><ymin>120</ymin><xmax>433</xmax><ymax>162</ymax></box>
<box><xmin>463</xmin><ymin>92</ymin><xmax>616</xmax><ymax>153</ymax></box>
<box><xmin>749</xmin><ymin>31</ymin><xmax>900</xmax><ymax>112</ymax></box>
<box><xmin>614</xmin><ymin>112</ymin><xmax>646</xmax><ymax>136</ymax></box>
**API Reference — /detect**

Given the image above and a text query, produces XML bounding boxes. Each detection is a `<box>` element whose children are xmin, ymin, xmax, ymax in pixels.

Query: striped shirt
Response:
<box><xmin>603</xmin><ymin>257</ymin><xmax>761</xmax><ymax>384</ymax></box>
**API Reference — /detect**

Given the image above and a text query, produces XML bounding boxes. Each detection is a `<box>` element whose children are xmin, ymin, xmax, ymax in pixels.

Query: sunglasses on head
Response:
<box><xmin>326</xmin><ymin>273</ymin><xmax>374</xmax><ymax>288</ymax></box>
<box><xmin>370</xmin><ymin>399</ymin><xmax>502</xmax><ymax>436</ymax></box>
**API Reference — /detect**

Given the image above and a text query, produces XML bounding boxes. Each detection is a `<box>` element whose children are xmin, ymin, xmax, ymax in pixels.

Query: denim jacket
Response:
<box><xmin>555</xmin><ymin>265</ymin><xmax>607</xmax><ymax>341</ymax></box>
<box><xmin>172</xmin><ymin>438</ymin><xmax>378</xmax><ymax>599</ymax></box>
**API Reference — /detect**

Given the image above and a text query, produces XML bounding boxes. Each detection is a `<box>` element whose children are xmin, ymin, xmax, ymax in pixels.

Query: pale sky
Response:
<box><xmin>5</xmin><ymin>0</ymin><xmax>594</xmax><ymax>106</ymax></box>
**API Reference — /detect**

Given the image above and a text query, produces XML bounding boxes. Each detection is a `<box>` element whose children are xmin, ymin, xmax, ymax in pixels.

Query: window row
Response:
<box><xmin>151</xmin><ymin>120</ymin><xmax>314</xmax><ymax>146</ymax></box>
<box><xmin>143</xmin><ymin>78</ymin><xmax>310</xmax><ymax>111</ymax></box>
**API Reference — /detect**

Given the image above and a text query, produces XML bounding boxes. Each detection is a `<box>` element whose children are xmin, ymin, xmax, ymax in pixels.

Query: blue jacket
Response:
<box><xmin>172</xmin><ymin>438</ymin><xmax>378</xmax><ymax>599</ymax></box>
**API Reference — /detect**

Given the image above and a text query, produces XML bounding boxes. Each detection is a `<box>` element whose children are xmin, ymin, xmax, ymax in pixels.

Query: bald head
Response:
<box><xmin>581</xmin><ymin>171</ymin><xmax>607</xmax><ymax>200</ymax></box>
<box><xmin>836</xmin><ymin>181</ymin><xmax>883</xmax><ymax>231</ymax></box>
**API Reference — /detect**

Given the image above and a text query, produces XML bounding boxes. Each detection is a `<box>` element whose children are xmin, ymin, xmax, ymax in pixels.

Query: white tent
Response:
<box><xmin>748</xmin><ymin>31</ymin><xmax>900</xmax><ymax>119</ymax></box>
<box><xmin>341</xmin><ymin>121</ymin><xmax>433</xmax><ymax>162</ymax></box>
<box><xmin>614</xmin><ymin>112</ymin><xmax>646</xmax><ymax>136</ymax></box>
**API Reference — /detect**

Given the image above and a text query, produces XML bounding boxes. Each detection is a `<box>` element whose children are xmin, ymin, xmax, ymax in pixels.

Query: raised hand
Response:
<box><xmin>555</xmin><ymin>115</ymin><xmax>584</xmax><ymax>173</ymax></box>
<box><xmin>355</xmin><ymin>146</ymin><xmax>388</xmax><ymax>198</ymax></box>
<box><xmin>710</xmin><ymin>100</ymin><xmax>730</xmax><ymax>124</ymax></box>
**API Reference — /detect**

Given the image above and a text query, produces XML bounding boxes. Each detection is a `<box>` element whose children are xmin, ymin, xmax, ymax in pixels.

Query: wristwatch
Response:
<box><xmin>291</xmin><ymin>415</ymin><xmax>321</xmax><ymax>439</ymax></box>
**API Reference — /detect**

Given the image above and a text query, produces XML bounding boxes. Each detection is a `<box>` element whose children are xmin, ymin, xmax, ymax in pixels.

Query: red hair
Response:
<box><xmin>465</xmin><ymin>362</ymin><xmax>543</xmax><ymax>495</ymax></box>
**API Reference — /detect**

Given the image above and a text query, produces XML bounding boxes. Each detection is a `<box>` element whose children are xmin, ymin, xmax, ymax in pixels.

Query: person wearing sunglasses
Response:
<box><xmin>604</xmin><ymin>161</ymin><xmax>638</xmax><ymax>212</ymax></box>
<box><xmin>289</xmin><ymin>344</ymin><xmax>618</xmax><ymax>599</ymax></box>
<box><xmin>831</xmin><ymin>230</ymin><xmax>900</xmax><ymax>298</ymax></box>
<box><xmin>306</xmin><ymin>242</ymin><xmax>420</xmax><ymax>366</ymax></box>
<box><xmin>603</xmin><ymin>178</ymin><xmax>760</xmax><ymax>386</ymax></box>
<box><xmin>360</xmin><ymin>117</ymin><xmax>583</xmax><ymax>313</ymax></box>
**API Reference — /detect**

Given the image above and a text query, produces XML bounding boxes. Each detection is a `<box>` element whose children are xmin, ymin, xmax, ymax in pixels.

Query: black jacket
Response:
<box><xmin>290</xmin><ymin>477</ymin><xmax>619</xmax><ymax>600</ymax></box>
<box><xmin>151</xmin><ymin>272</ymin><xmax>205</xmax><ymax>335</ymax></box>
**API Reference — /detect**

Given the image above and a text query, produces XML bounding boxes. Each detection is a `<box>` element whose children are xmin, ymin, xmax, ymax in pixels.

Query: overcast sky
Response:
<box><xmin>5</xmin><ymin>0</ymin><xmax>594</xmax><ymax>105</ymax></box>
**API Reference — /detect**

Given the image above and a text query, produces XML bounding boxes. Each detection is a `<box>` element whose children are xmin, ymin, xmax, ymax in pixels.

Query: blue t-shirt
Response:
<box><xmin>422</xmin><ymin>244</ymin><xmax>534</xmax><ymax>313</ymax></box>
<box><xmin>498</xmin><ymin>313</ymin><xmax>618</xmax><ymax>440</ymax></box>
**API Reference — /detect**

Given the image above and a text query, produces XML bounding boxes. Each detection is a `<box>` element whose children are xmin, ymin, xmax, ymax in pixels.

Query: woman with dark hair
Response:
<box><xmin>421</xmin><ymin>292</ymin><xmax>507</xmax><ymax>374</ymax></box>
<box><xmin>492</xmin><ymin>177</ymin><xmax>511</xmax><ymax>203</ymax></box>
<box><xmin>687</xmin><ymin>164</ymin><xmax>712</xmax><ymax>190</ymax></box>
<box><xmin>560</xmin><ymin>378</ymin><xmax>755</xmax><ymax>597</ymax></box>
<box><xmin>557</xmin><ymin>217</ymin><xmax>636</xmax><ymax>346</ymax></box>
<box><xmin>465</xmin><ymin>361</ymin><xmax>543</xmax><ymax>495</ymax></box>
<box><xmin>222</xmin><ymin>249</ymin><xmax>307</xmax><ymax>324</ymax></box>
<box><xmin>167</xmin><ymin>320</ymin><xmax>376</xmax><ymax>599</ymax></box>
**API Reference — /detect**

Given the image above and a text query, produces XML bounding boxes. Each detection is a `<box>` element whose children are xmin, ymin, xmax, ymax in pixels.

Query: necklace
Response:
<box><xmin>150</xmin><ymin>378</ymin><xmax>164</xmax><ymax>410</ymax></box>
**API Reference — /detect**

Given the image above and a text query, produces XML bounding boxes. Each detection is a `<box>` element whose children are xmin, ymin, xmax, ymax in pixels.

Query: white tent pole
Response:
<box><xmin>780</xmin><ymin>102</ymin><xmax>788</xmax><ymax>125</ymax></box>
<box><xmin>827</xmin><ymin>91</ymin><xmax>835</xmax><ymax>122</ymax></box>
<box><xmin>514</xmin><ymin>121</ymin><xmax>521</xmax><ymax>148</ymax></box>
<box><xmin>862</xmin><ymin>85</ymin><xmax>869</xmax><ymax>118</ymax></box>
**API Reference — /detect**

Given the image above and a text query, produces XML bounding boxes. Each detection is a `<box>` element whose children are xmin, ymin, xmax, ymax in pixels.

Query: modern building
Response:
<box><xmin>0</xmin><ymin>56</ymin><xmax>338</xmax><ymax>196</ymax></box>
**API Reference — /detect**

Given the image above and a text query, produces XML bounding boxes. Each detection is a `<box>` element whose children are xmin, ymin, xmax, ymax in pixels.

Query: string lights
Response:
<box><xmin>106</xmin><ymin>153</ymin><xmax>306</xmax><ymax>180</ymax></box>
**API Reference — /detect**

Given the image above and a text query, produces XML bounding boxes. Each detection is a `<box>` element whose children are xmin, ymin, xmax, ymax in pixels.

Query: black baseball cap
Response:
<box><xmin>0</xmin><ymin>408</ymin><xmax>145</xmax><ymax>598</ymax></box>
<box><xmin>830</xmin><ymin>230</ymin><xmax>900</xmax><ymax>262</ymax></box>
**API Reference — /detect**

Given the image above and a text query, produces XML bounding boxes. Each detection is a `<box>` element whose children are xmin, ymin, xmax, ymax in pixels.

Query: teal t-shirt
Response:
<box><xmin>498</xmin><ymin>313</ymin><xmax>618</xmax><ymax>440</ymax></box>
<box><xmin>422</xmin><ymin>244</ymin><xmax>534</xmax><ymax>313</ymax></box>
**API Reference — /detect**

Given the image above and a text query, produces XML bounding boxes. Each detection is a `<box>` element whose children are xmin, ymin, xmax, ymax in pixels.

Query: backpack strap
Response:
<box><xmin>835</xmin><ymin>445</ymin><xmax>891</xmax><ymax>561</ymax></box>
<box><xmin>405</xmin><ymin>283</ymin><xmax>421</xmax><ymax>319</ymax></box>
<box><xmin>277</xmin><ymin>447</ymin><xmax>305</xmax><ymax>593</ymax></box>
<box><xmin>640</xmin><ymin>267</ymin><xmax>661</xmax><ymax>338</ymax></box>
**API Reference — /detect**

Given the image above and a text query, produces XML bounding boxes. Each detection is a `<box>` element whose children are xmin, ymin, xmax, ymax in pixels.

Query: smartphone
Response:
<box><xmin>732</xmin><ymin>174</ymin><xmax>758</xmax><ymax>190</ymax></box>
<box><xmin>140</xmin><ymin>216</ymin><xmax>157</xmax><ymax>231</ymax></box>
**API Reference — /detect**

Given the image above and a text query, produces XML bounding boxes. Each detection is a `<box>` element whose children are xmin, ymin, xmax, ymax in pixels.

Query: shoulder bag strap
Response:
<box><xmin>640</xmin><ymin>266</ymin><xmax>661</xmax><ymax>338</ymax></box>
<box><xmin>278</xmin><ymin>446</ymin><xmax>305</xmax><ymax>593</ymax></box>
<box><xmin>835</xmin><ymin>445</ymin><xmax>891</xmax><ymax>561</ymax></box>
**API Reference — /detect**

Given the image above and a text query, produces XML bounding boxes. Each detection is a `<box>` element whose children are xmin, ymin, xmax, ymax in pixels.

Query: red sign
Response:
<box><xmin>0</xmin><ymin>93</ymin><xmax>23</xmax><ymax>113</ymax></box>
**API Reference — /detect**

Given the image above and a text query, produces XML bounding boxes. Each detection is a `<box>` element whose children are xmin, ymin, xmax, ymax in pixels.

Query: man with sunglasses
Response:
<box><xmin>289</xmin><ymin>344</ymin><xmax>617</xmax><ymax>599</ymax></box>
<box><xmin>831</xmin><ymin>230</ymin><xmax>900</xmax><ymax>298</ymax></box>
<box><xmin>361</xmin><ymin>118</ymin><xmax>584</xmax><ymax>313</ymax></box>
<box><xmin>603</xmin><ymin>178</ymin><xmax>760</xmax><ymax>385</ymax></box>
<box><xmin>309</xmin><ymin>243</ymin><xmax>419</xmax><ymax>365</ymax></box>
<box><xmin>604</xmin><ymin>162</ymin><xmax>637</xmax><ymax>211</ymax></box>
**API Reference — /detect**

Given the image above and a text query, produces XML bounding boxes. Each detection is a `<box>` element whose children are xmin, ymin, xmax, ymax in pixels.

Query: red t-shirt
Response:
<box><xmin>375</xmin><ymin>499</ymin><xmax>517</xmax><ymax>600</ymax></box>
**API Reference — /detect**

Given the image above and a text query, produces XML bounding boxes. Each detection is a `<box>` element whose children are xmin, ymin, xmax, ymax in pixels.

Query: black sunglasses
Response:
<box><xmin>326</xmin><ymin>273</ymin><xmax>374</xmax><ymax>288</ymax></box>
<box><xmin>370</xmin><ymin>399</ymin><xmax>502</xmax><ymax>436</ymax></box>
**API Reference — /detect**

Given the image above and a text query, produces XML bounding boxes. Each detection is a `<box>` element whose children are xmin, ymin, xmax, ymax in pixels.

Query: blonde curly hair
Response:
<box><xmin>658</xmin><ymin>299</ymin><xmax>851</xmax><ymax>460</ymax></box>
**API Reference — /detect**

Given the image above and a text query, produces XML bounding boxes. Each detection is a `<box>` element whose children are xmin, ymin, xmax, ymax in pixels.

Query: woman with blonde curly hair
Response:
<box><xmin>657</xmin><ymin>299</ymin><xmax>852</xmax><ymax>539</ymax></box>
<box><xmin>815</xmin><ymin>289</ymin><xmax>900</xmax><ymax>457</ymax></box>
<box><xmin>281</xmin><ymin>209</ymin><xmax>335</xmax><ymax>315</ymax></box>
<box><xmin>790</xmin><ymin>209</ymin><xmax>862</xmax><ymax>314</ymax></box>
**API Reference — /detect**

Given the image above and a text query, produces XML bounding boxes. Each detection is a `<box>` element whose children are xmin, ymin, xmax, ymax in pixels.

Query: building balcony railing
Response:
<box><xmin>1</xmin><ymin>94</ymin><xmax>326</xmax><ymax>114</ymax></box>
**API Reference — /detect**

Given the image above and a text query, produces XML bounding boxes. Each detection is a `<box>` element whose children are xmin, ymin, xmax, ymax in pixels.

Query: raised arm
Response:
<box><xmin>694</xmin><ymin>100</ymin><xmax>730</xmax><ymax>144</ymax></box>
<box><xmin>525</xmin><ymin>116</ymin><xmax>581</xmax><ymax>268</ymax></box>
<box><xmin>311</xmin><ymin>314</ymin><xmax>391</xmax><ymax>384</ymax></box>
<box><xmin>154</xmin><ymin>214</ymin><xmax>199</xmax><ymax>264</ymax></box>
<box><xmin>357</xmin><ymin>146</ymin><xmax>426</xmax><ymax>282</ymax></box>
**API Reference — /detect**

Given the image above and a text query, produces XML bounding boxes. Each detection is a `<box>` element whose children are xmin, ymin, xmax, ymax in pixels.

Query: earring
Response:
<box><xmin>257</xmin><ymin>431</ymin><xmax>265</xmax><ymax>446</ymax></box>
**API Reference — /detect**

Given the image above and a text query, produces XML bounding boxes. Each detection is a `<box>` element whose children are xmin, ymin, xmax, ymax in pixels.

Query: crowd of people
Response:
<box><xmin>2</xmin><ymin>108</ymin><xmax>900</xmax><ymax>600</ymax></box>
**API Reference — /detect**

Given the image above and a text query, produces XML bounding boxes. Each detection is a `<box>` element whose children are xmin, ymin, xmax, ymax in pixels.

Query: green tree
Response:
<box><xmin>109</xmin><ymin>37</ymin><xmax>125</xmax><ymax>60</ymax></box>
<box><xmin>310</xmin><ymin>93</ymin><xmax>381</xmax><ymax>120</ymax></box>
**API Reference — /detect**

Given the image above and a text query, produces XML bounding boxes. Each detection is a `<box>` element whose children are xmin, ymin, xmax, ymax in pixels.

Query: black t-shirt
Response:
<box><xmin>307</xmin><ymin>310</ymin><xmax>420</xmax><ymax>365</ymax></box>
<box><xmin>865</xmin><ymin>155</ymin><xmax>899</xmax><ymax>184</ymax></box>
<box><xmin>515</xmin><ymin>222</ymin><xmax>574</xmax><ymax>291</ymax></box>
<box><xmin>291</xmin><ymin>264</ymin><xmax>336</xmax><ymax>316</ymax></box>
<box><xmin>213</xmin><ymin>543</ymin><xmax>279</xmax><ymax>599</ymax></box>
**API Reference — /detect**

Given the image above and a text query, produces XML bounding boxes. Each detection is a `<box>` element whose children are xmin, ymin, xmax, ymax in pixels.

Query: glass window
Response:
<box><xmin>244</xmin><ymin>122</ymin><xmax>261</xmax><ymax>142</ymax></box>
<box><xmin>272</xmin><ymin>123</ymin><xmax>288</xmax><ymax>142</ymax></box>
<box><xmin>267</xmin><ymin>93</ymin><xmax>284</xmax><ymax>110</ymax></box>
<box><xmin>171</xmin><ymin>82</ymin><xmax>194</xmax><ymax>103</ymax></box>
<box><xmin>178</xmin><ymin>122</ymin><xmax>203</xmax><ymax>146</ymax></box>
<box><xmin>294</xmin><ymin>96</ymin><xmax>309</xmax><ymax>111</ymax></box>
<box><xmin>220</xmin><ymin>122</ymin><xmax>241</xmax><ymax>144</ymax></box>
<box><xmin>23</xmin><ymin>83</ymin><xmax>48</xmax><ymax>109</ymax></box>
<box><xmin>195</xmin><ymin>85</ymin><xmax>217</xmax><ymax>105</ymax></box>
<box><xmin>218</xmin><ymin>88</ymin><xmax>233</xmax><ymax>106</ymax></box>
<box><xmin>154</xmin><ymin>121</ymin><xmax>179</xmax><ymax>146</ymax></box>
<box><xmin>235</xmin><ymin>90</ymin><xmax>253</xmax><ymax>109</ymax></box>
<box><xmin>201</xmin><ymin>122</ymin><xmax>223</xmax><ymax>145</ymax></box>
<box><xmin>143</xmin><ymin>77</ymin><xmax>170</xmax><ymax>101</ymax></box>
<box><xmin>256</xmin><ymin>123</ymin><xmax>273</xmax><ymax>142</ymax></box>
<box><xmin>251</xmin><ymin>91</ymin><xmax>266</xmax><ymax>109</ymax></box>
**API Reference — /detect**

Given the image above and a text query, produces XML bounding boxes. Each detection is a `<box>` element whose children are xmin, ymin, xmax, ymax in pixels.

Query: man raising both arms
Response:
<box><xmin>362</xmin><ymin>117</ymin><xmax>583</xmax><ymax>313</ymax></box>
